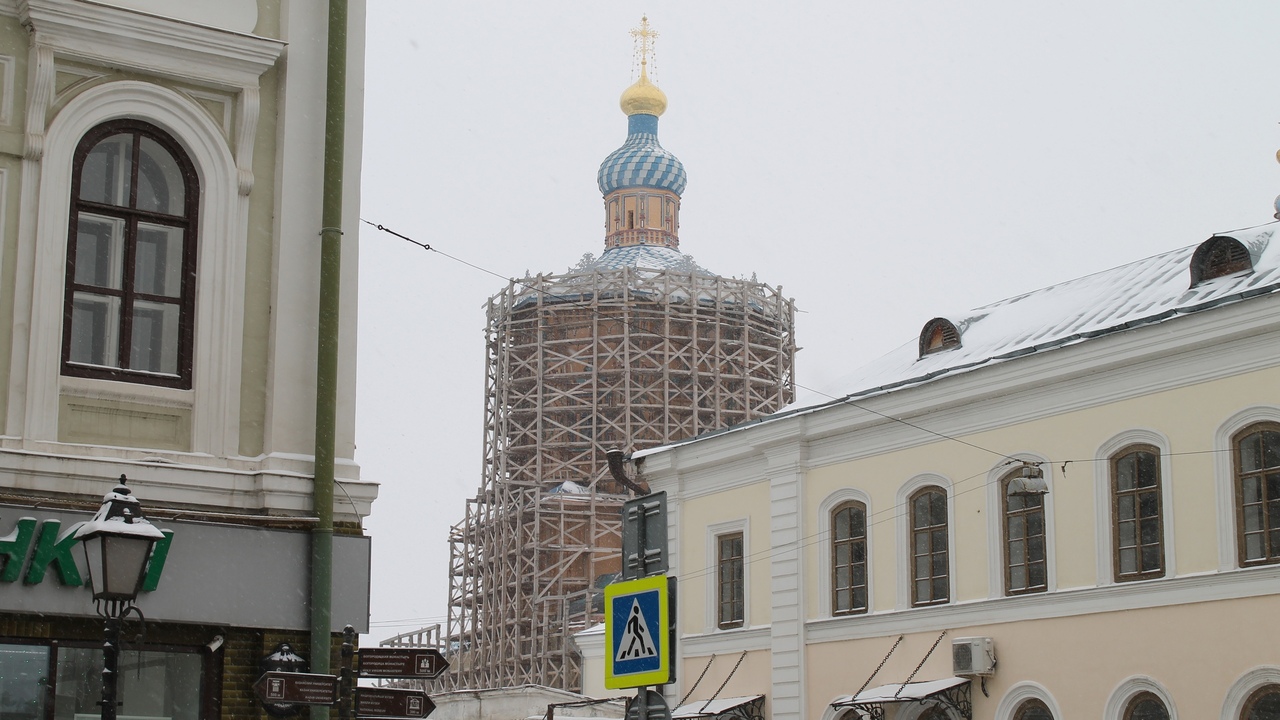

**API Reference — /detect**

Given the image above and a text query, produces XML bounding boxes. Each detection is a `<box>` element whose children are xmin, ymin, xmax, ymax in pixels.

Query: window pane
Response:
<box><xmin>0</xmin><ymin>644</ymin><xmax>49</xmax><ymax>720</ymax></box>
<box><xmin>1118</xmin><ymin>520</ymin><xmax>1136</xmax><ymax>547</ymax></box>
<box><xmin>134</xmin><ymin>223</ymin><xmax>185</xmax><ymax>297</ymax></box>
<box><xmin>1264</xmin><ymin>431</ymin><xmax>1280</xmax><ymax>471</ymax></box>
<box><xmin>931</xmin><ymin>492</ymin><xmax>947</xmax><ymax>524</ymax></box>
<box><xmin>1244</xmin><ymin>477</ymin><xmax>1263</xmax><ymax>504</ymax></box>
<box><xmin>931</xmin><ymin>576</ymin><xmax>947</xmax><ymax>600</ymax></box>
<box><xmin>1245</xmin><ymin>506</ymin><xmax>1264</xmax><ymax>533</ymax></box>
<box><xmin>834</xmin><ymin>543</ymin><xmax>850</xmax><ymax>567</ymax></box>
<box><xmin>1028</xmin><ymin>562</ymin><xmax>1046</xmax><ymax>587</ymax></box>
<box><xmin>835</xmin><ymin>566</ymin><xmax>849</xmax><ymax>589</ymax></box>
<box><xmin>1009</xmin><ymin>539</ymin><xmax>1026</xmax><ymax>564</ymax></box>
<box><xmin>1116</xmin><ymin>454</ymin><xmax>1135</xmax><ymax>490</ymax></box>
<box><xmin>1242</xmin><ymin>433</ymin><xmax>1264</xmax><ymax>472</ymax></box>
<box><xmin>1015</xmin><ymin>699</ymin><xmax>1054</xmax><ymax>720</ymax></box>
<box><xmin>932</xmin><ymin>529</ymin><xmax>947</xmax><ymax>551</ymax></box>
<box><xmin>1009</xmin><ymin>516</ymin><xmax>1025</xmax><ymax>540</ymax></box>
<box><xmin>1136</xmin><ymin>452</ymin><xmax>1159</xmax><ymax>488</ymax></box>
<box><xmin>136</xmin><ymin>136</ymin><xmax>186</xmax><ymax>215</ymax></box>
<box><xmin>852</xmin><ymin>587</ymin><xmax>867</xmax><ymax>611</ymax></box>
<box><xmin>1120</xmin><ymin>547</ymin><xmax>1137</xmax><ymax>573</ymax></box>
<box><xmin>1117</xmin><ymin>494</ymin><xmax>1136</xmax><ymax>521</ymax></box>
<box><xmin>129</xmin><ymin>300</ymin><xmax>181</xmax><ymax>375</ymax></box>
<box><xmin>1009</xmin><ymin>565</ymin><xmax>1026</xmax><ymax>590</ymax></box>
<box><xmin>55</xmin><ymin>647</ymin><xmax>201</xmax><ymax>720</ymax></box>
<box><xmin>69</xmin><ymin>292</ymin><xmax>121</xmax><ymax>367</ymax></box>
<box><xmin>1138</xmin><ymin>492</ymin><xmax>1159</xmax><ymax>518</ymax></box>
<box><xmin>915</xmin><ymin>556</ymin><xmax>930</xmax><ymax>578</ymax></box>
<box><xmin>1140</xmin><ymin>518</ymin><xmax>1160</xmax><ymax>544</ymax></box>
<box><xmin>1247</xmin><ymin>534</ymin><xmax>1264</xmax><ymax>560</ymax></box>
<box><xmin>913</xmin><ymin>496</ymin><xmax>929</xmax><ymax>526</ymax></box>
<box><xmin>75</xmin><ymin>213</ymin><xmax>125</xmax><ymax>288</ymax></box>
<box><xmin>915</xmin><ymin>533</ymin><xmax>928</xmax><ymax>555</ymax></box>
<box><xmin>931</xmin><ymin>552</ymin><xmax>946</xmax><ymax>576</ymax></box>
<box><xmin>79</xmin><ymin>133</ymin><xmax>133</xmax><ymax>207</ymax></box>
<box><xmin>1027</xmin><ymin>512</ymin><xmax>1044</xmax><ymax>536</ymax></box>
<box><xmin>1141</xmin><ymin>545</ymin><xmax>1161</xmax><ymax>573</ymax></box>
<box><xmin>852</xmin><ymin>543</ymin><xmax>865</xmax><ymax>563</ymax></box>
<box><xmin>916</xmin><ymin>579</ymin><xmax>929</xmax><ymax>600</ymax></box>
<box><xmin>835</xmin><ymin>588</ymin><xmax>850</xmax><ymax>612</ymax></box>
<box><xmin>1028</xmin><ymin>536</ymin><xmax>1045</xmax><ymax>561</ymax></box>
<box><xmin>850</xmin><ymin>509</ymin><xmax>865</xmax><ymax>537</ymax></box>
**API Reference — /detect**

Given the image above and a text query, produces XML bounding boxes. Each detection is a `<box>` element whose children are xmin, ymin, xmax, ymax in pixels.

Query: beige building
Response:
<box><xmin>579</xmin><ymin>222</ymin><xmax>1280</xmax><ymax>720</ymax></box>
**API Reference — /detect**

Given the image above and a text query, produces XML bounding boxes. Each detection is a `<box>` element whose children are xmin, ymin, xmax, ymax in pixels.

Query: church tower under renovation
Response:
<box><xmin>423</xmin><ymin>19</ymin><xmax>798</xmax><ymax>692</ymax></box>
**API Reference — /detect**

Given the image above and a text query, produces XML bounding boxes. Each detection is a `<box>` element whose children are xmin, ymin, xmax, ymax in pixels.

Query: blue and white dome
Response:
<box><xmin>597</xmin><ymin>114</ymin><xmax>688</xmax><ymax>196</ymax></box>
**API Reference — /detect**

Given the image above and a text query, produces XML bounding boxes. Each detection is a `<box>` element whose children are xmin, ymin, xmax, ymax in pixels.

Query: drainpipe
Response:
<box><xmin>311</xmin><ymin>0</ymin><xmax>348</xmax><ymax>704</ymax></box>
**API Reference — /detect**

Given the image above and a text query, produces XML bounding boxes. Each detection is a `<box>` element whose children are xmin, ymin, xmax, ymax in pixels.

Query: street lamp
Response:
<box><xmin>75</xmin><ymin>474</ymin><xmax>165</xmax><ymax>720</ymax></box>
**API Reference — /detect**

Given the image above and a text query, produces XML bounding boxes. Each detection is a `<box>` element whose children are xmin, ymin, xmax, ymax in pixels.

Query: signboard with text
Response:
<box><xmin>358</xmin><ymin>647</ymin><xmax>448</xmax><ymax>679</ymax></box>
<box><xmin>253</xmin><ymin>672</ymin><xmax>339</xmax><ymax>705</ymax></box>
<box><xmin>354</xmin><ymin>688</ymin><xmax>435</xmax><ymax>718</ymax></box>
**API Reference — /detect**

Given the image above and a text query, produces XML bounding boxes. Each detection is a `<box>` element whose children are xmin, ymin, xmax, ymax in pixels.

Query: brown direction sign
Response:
<box><xmin>358</xmin><ymin>648</ymin><xmax>449</xmax><ymax>679</ymax></box>
<box><xmin>354</xmin><ymin>688</ymin><xmax>435</xmax><ymax>718</ymax></box>
<box><xmin>253</xmin><ymin>671</ymin><xmax>339</xmax><ymax>705</ymax></box>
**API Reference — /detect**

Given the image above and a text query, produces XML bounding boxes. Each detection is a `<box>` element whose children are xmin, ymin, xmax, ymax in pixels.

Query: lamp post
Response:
<box><xmin>75</xmin><ymin>474</ymin><xmax>165</xmax><ymax>720</ymax></box>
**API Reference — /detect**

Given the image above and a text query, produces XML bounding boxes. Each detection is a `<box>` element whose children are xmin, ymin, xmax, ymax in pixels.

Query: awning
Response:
<box><xmin>831</xmin><ymin>677</ymin><xmax>971</xmax><ymax>719</ymax></box>
<box><xmin>673</xmin><ymin>695</ymin><xmax>765</xmax><ymax>720</ymax></box>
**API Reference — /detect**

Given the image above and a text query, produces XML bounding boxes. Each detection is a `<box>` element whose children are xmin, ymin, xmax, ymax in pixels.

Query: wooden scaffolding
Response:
<box><xmin>437</xmin><ymin>265</ymin><xmax>796</xmax><ymax>691</ymax></box>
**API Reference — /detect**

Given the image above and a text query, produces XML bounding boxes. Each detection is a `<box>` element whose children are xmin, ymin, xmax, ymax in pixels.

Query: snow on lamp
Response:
<box><xmin>75</xmin><ymin>474</ymin><xmax>165</xmax><ymax>603</ymax></box>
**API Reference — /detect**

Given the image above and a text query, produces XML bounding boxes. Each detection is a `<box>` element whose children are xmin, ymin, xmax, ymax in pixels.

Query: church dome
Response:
<box><xmin>596</xmin><ymin>112</ymin><xmax>687</xmax><ymax>196</ymax></box>
<box><xmin>620</xmin><ymin>76</ymin><xmax>667</xmax><ymax>117</ymax></box>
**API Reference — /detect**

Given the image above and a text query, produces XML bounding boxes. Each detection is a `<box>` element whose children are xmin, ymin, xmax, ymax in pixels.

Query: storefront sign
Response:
<box><xmin>0</xmin><ymin>516</ymin><xmax>172</xmax><ymax>588</ymax></box>
<box><xmin>0</xmin><ymin>505</ymin><xmax>371</xmax><ymax>633</ymax></box>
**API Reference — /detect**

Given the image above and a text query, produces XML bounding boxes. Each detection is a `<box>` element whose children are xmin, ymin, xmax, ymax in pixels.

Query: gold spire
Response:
<box><xmin>620</xmin><ymin>15</ymin><xmax>668</xmax><ymax>117</ymax></box>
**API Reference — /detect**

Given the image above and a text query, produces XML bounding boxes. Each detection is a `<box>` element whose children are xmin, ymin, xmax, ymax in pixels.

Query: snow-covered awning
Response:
<box><xmin>673</xmin><ymin>695</ymin><xmax>765</xmax><ymax>720</ymax></box>
<box><xmin>831</xmin><ymin>677</ymin><xmax>971</xmax><ymax>719</ymax></box>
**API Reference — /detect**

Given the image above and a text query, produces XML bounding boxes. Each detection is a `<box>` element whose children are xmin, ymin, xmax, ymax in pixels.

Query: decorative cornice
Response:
<box><xmin>19</xmin><ymin>0</ymin><xmax>284</xmax><ymax>90</ymax></box>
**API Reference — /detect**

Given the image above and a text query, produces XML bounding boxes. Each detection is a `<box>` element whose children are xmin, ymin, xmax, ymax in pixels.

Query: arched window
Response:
<box><xmin>1242</xmin><ymin>685</ymin><xmax>1280</xmax><ymax>719</ymax></box>
<box><xmin>919</xmin><ymin>317</ymin><xmax>961</xmax><ymax>357</ymax></box>
<box><xmin>1014</xmin><ymin>699</ymin><xmax>1054</xmax><ymax>720</ymax></box>
<box><xmin>1234</xmin><ymin>423</ymin><xmax>1280</xmax><ymax>567</ymax></box>
<box><xmin>1190</xmin><ymin>235</ymin><xmax>1252</xmax><ymax>287</ymax></box>
<box><xmin>831</xmin><ymin>501</ymin><xmax>868</xmax><ymax>615</ymax></box>
<box><xmin>1002</xmin><ymin>469</ymin><xmax>1047</xmax><ymax>595</ymax></box>
<box><xmin>910</xmin><ymin>487</ymin><xmax>949</xmax><ymax>606</ymax></box>
<box><xmin>1112</xmin><ymin>445</ymin><xmax>1165</xmax><ymax>581</ymax></box>
<box><xmin>62</xmin><ymin>119</ymin><xmax>198</xmax><ymax>388</ymax></box>
<box><xmin>1122</xmin><ymin>692</ymin><xmax>1169</xmax><ymax>720</ymax></box>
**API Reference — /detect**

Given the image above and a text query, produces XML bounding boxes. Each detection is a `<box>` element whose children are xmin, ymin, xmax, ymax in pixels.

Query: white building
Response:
<box><xmin>0</xmin><ymin>0</ymin><xmax>374</xmax><ymax>715</ymax></box>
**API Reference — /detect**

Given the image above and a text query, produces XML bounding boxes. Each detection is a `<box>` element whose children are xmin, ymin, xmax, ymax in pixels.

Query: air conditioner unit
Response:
<box><xmin>952</xmin><ymin>636</ymin><xmax>996</xmax><ymax>676</ymax></box>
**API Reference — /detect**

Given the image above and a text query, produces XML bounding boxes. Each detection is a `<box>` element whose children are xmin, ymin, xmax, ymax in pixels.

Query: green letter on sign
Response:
<box><xmin>141</xmin><ymin>530</ymin><xmax>173</xmax><ymax>592</ymax></box>
<box><xmin>25</xmin><ymin>520</ymin><xmax>82</xmax><ymax>586</ymax></box>
<box><xmin>0</xmin><ymin>518</ymin><xmax>37</xmax><ymax>583</ymax></box>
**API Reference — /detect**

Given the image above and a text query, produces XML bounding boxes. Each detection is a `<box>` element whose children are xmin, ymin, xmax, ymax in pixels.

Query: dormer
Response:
<box><xmin>1190</xmin><ymin>235</ymin><xmax>1253</xmax><ymax>287</ymax></box>
<box><xmin>919</xmin><ymin>317</ymin><xmax>962</xmax><ymax>358</ymax></box>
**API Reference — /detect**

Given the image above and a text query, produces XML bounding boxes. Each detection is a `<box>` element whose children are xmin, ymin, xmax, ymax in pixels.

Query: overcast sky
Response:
<box><xmin>354</xmin><ymin>2</ymin><xmax>1280</xmax><ymax>642</ymax></box>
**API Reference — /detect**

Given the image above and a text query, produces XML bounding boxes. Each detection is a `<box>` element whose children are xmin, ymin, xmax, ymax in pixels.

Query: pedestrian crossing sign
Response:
<box><xmin>604</xmin><ymin>574</ymin><xmax>671</xmax><ymax>688</ymax></box>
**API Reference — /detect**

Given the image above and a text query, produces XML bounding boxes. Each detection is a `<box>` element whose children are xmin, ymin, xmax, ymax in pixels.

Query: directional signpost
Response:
<box><xmin>354</xmin><ymin>688</ymin><xmax>435</xmax><ymax>719</ymax></box>
<box><xmin>358</xmin><ymin>647</ymin><xmax>448</xmax><ymax>680</ymax></box>
<box><xmin>253</xmin><ymin>671</ymin><xmax>340</xmax><ymax>705</ymax></box>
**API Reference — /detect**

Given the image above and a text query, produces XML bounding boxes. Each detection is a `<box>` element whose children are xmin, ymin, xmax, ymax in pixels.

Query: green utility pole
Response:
<box><xmin>311</xmin><ymin>0</ymin><xmax>348</xmax><ymax>710</ymax></box>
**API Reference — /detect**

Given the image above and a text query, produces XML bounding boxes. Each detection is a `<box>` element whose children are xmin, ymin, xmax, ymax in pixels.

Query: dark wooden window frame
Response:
<box><xmin>909</xmin><ymin>486</ymin><xmax>949</xmax><ymax>607</ymax></box>
<box><xmin>1110</xmin><ymin>444</ymin><xmax>1165</xmax><ymax>582</ymax></box>
<box><xmin>1242</xmin><ymin>684</ymin><xmax>1280</xmax><ymax>719</ymax></box>
<box><xmin>62</xmin><ymin>119</ymin><xmax>199</xmax><ymax>389</ymax></box>
<box><xmin>1234</xmin><ymin>422</ymin><xmax>1280</xmax><ymax>568</ymax></box>
<box><xmin>831</xmin><ymin>501</ymin><xmax>868</xmax><ymax>616</ymax></box>
<box><xmin>1002</xmin><ymin>468</ymin><xmax>1048</xmax><ymax>595</ymax></box>
<box><xmin>1013</xmin><ymin>698</ymin><xmax>1054</xmax><ymax>720</ymax></box>
<box><xmin>1123</xmin><ymin>691</ymin><xmax>1170</xmax><ymax>720</ymax></box>
<box><xmin>716</xmin><ymin>531</ymin><xmax>744</xmax><ymax>629</ymax></box>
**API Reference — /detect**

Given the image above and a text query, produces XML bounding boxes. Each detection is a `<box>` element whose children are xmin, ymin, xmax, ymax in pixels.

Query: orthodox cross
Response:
<box><xmin>630</xmin><ymin>15</ymin><xmax>658</xmax><ymax>77</ymax></box>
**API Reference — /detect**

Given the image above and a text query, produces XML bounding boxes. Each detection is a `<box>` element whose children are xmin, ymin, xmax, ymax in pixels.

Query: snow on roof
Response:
<box><xmin>635</xmin><ymin>223</ymin><xmax>1280</xmax><ymax>459</ymax></box>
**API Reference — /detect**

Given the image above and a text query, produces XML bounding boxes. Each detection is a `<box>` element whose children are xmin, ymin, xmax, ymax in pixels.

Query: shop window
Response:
<box><xmin>1234</xmin><ymin>423</ymin><xmax>1280</xmax><ymax>566</ymax></box>
<box><xmin>0</xmin><ymin>644</ymin><xmax>50</xmax><ymax>720</ymax></box>
<box><xmin>1243</xmin><ymin>685</ymin><xmax>1280</xmax><ymax>720</ymax></box>
<box><xmin>1112</xmin><ymin>445</ymin><xmax>1165</xmax><ymax>581</ymax></box>
<box><xmin>1015</xmin><ymin>699</ymin><xmax>1054</xmax><ymax>720</ymax></box>
<box><xmin>717</xmin><ymin>531</ymin><xmax>744</xmax><ymax>629</ymax></box>
<box><xmin>910</xmin><ymin>487</ymin><xmax>949</xmax><ymax>606</ymax></box>
<box><xmin>1003</xmin><ymin>468</ymin><xmax>1047</xmax><ymax>595</ymax></box>
<box><xmin>831</xmin><ymin>501</ymin><xmax>868</xmax><ymax>615</ymax></box>
<box><xmin>0</xmin><ymin>642</ymin><xmax>202</xmax><ymax>720</ymax></box>
<box><xmin>63</xmin><ymin>119</ymin><xmax>198</xmax><ymax>389</ymax></box>
<box><xmin>1123</xmin><ymin>692</ymin><xmax>1169</xmax><ymax>720</ymax></box>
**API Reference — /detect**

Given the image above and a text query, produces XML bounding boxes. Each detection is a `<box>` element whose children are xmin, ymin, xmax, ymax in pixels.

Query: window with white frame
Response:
<box><xmin>831</xmin><ymin>501</ymin><xmax>868</xmax><ymax>615</ymax></box>
<box><xmin>62</xmin><ymin>119</ymin><xmax>198</xmax><ymax>388</ymax></box>
<box><xmin>716</xmin><ymin>531</ymin><xmax>744</xmax><ymax>629</ymax></box>
<box><xmin>909</xmin><ymin>486</ymin><xmax>949</xmax><ymax>606</ymax></box>
<box><xmin>1111</xmin><ymin>445</ymin><xmax>1165</xmax><ymax>581</ymax></box>
<box><xmin>1235</xmin><ymin>423</ymin><xmax>1280</xmax><ymax>567</ymax></box>
<box><xmin>1002</xmin><ymin>468</ymin><xmax>1047</xmax><ymax>595</ymax></box>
